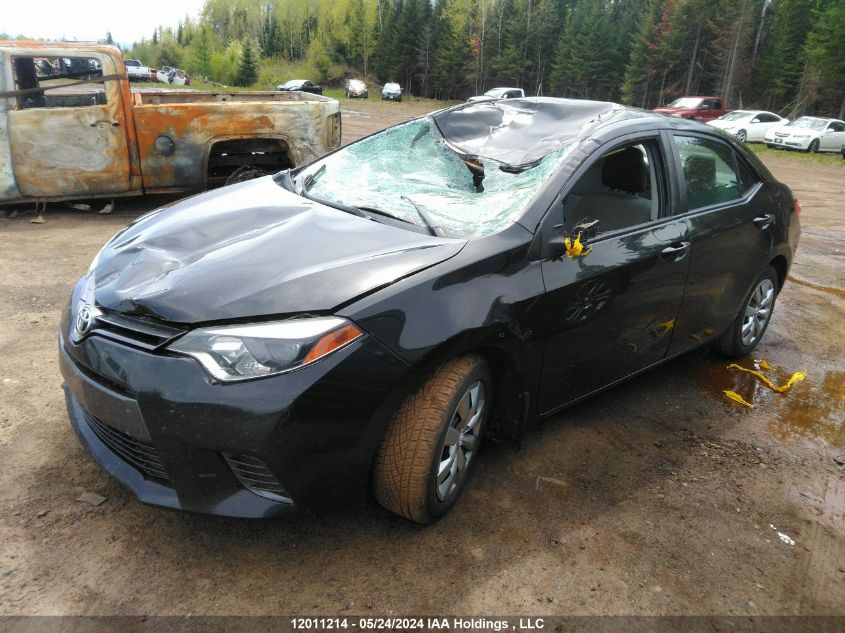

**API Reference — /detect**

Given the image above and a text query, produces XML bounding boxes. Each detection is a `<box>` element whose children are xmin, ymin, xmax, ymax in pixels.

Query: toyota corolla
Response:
<box><xmin>60</xmin><ymin>98</ymin><xmax>800</xmax><ymax>524</ymax></box>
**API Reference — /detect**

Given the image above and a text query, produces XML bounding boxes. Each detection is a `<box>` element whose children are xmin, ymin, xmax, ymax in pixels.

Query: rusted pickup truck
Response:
<box><xmin>0</xmin><ymin>41</ymin><xmax>341</xmax><ymax>205</ymax></box>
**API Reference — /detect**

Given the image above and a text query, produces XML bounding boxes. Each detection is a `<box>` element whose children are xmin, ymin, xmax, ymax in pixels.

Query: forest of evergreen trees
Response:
<box><xmin>123</xmin><ymin>0</ymin><xmax>844</xmax><ymax>117</ymax></box>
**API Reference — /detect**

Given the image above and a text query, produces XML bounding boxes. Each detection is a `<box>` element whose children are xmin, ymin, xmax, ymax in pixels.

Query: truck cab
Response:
<box><xmin>0</xmin><ymin>40</ymin><xmax>341</xmax><ymax>206</ymax></box>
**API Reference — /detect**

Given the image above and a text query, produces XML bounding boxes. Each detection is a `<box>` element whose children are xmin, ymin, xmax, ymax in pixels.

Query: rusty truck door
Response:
<box><xmin>6</xmin><ymin>50</ymin><xmax>131</xmax><ymax>198</ymax></box>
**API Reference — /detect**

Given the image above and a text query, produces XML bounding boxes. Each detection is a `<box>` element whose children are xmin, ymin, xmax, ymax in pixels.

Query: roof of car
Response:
<box><xmin>431</xmin><ymin>97</ymin><xmax>660</xmax><ymax>167</ymax></box>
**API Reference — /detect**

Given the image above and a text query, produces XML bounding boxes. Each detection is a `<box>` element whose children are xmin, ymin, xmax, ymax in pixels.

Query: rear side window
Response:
<box><xmin>736</xmin><ymin>159</ymin><xmax>761</xmax><ymax>197</ymax></box>
<box><xmin>674</xmin><ymin>136</ymin><xmax>746</xmax><ymax>210</ymax></box>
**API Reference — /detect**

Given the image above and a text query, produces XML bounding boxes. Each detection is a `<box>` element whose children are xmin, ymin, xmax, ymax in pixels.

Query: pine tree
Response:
<box><xmin>802</xmin><ymin>1</ymin><xmax>845</xmax><ymax>117</ymax></box>
<box><xmin>236</xmin><ymin>39</ymin><xmax>259</xmax><ymax>87</ymax></box>
<box><xmin>192</xmin><ymin>26</ymin><xmax>212</xmax><ymax>78</ymax></box>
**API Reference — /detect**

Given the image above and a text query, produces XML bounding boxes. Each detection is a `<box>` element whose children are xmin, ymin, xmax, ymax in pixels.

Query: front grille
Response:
<box><xmin>89</xmin><ymin>309</ymin><xmax>185</xmax><ymax>351</ymax></box>
<box><xmin>83</xmin><ymin>410</ymin><xmax>170</xmax><ymax>482</ymax></box>
<box><xmin>223</xmin><ymin>454</ymin><xmax>291</xmax><ymax>503</ymax></box>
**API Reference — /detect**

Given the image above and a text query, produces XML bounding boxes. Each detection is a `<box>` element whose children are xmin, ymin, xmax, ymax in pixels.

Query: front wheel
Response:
<box><xmin>807</xmin><ymin>139</ymin><xmax>820</xmax><ymax>153</ymax></box>
<box><xmin>715</xmin><ymin>267</ymin><xmax>778</xmax><ymax>357</ymax></box>
<box><xmin>373</xmin><ymin>354</ymin><xmax>490</xmax><ymax>524</ymax></box>
<box><xmin>735</xmin><ymin>129</ymin><xmax>747</xmax><ymax>143</ymax></box>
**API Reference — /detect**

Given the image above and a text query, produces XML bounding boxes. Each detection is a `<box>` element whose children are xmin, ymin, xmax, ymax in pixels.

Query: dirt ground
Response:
<box><xmin>0</xmin><ymin>99</ymin><xmax>843</xmax><ymax>617</ymax></box>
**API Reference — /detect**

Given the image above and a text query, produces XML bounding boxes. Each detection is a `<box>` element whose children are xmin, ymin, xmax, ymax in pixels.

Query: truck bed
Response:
<box><xmin>132</xmin><ymin>89</ymin><xmax>335</xmax><ymax>106</ymax></box>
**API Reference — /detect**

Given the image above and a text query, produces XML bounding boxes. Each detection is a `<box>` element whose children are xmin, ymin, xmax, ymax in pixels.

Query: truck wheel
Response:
<box><xmin>715</xmin><ymin>266</ymin><xmax>778</xmax><ymax>358</ymax></box>
<box><xmin>224</xmin><ymin>165</ymin><xmax>267</xmax><ymax>186</ymax></box>
<box><xmin>373</xmin><ymin>354</ymin><xmax>490</xmax><ymax>524</ymax></box>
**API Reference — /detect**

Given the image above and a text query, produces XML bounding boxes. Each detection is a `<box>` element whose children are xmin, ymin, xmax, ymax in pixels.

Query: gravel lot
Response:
<box><xmin>1</xmin><ymin>99</ymin><xmax>843</xmax><ymax>617</ymax></box>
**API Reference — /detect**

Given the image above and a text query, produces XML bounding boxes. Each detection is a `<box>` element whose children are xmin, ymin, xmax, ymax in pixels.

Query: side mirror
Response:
<box><xmin>751</xmin><ymin>118</ymin><xmax>760</xmax><ymax>123</ymax></box>
<box><xmin>547</xmin><ymin>219</ymin><xmax>599</xmax><ymax>259</ymax></box>
<box><xmin>572</xmin><ymin>218</ymin><xmax>600</xmax><ymax>240</ymax></box>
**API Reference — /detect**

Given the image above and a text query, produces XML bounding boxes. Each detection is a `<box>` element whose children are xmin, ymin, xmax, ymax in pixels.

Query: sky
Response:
<box><xmin>2</xmin><ymin>0</ymin><xmax>208</xmax><ymax>46</ymax></box>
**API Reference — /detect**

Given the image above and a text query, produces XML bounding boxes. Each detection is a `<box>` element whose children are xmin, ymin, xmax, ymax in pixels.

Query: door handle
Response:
<box><xmin>661</xmin><ymin>241</ymin><xmax>691</xmax><ymax>262</ymax></box>
<box><xmin>753</xmin><ymin>214</ymin><xmax>774</xmax><ymax>229</ymax></box>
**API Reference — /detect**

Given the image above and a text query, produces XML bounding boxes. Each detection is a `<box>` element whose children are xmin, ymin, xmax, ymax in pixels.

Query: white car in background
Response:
<box><xmin>764</xmin><ymin>116</ymin><xmax>845</xmax><ymax>152</ymax></box>
<box><xmin>467</xmin><ymin>87</ymin><xmax>524</xmax><ymax>102</ymax></box>
<box><xmin>707</xmin><ymin>110</ymin><xmax>788</xmax><ymax>143</ymax></box>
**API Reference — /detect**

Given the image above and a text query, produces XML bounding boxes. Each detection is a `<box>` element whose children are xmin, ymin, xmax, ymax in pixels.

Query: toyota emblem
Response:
<box><xmin>74</xmin><ymin>304</ymin><xmax>96</xmax><ymax>339</ymax></box>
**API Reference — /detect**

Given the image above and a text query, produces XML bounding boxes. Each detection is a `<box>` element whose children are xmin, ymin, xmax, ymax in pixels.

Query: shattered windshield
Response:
<box><xmin>295</xmin><ymin>118</ymin><xmax>570</xmax><ymax>239</ymax></box>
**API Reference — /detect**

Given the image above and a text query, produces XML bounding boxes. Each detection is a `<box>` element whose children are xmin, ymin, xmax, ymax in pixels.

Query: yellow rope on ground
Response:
<box><xmin>724</xmin><ymin>390</ymin><xmax>754</xmax><ymax>408</ymax></box>
<box><xmin>727</xmin><ymin>364</ymin><xmax>807</xmax><ymax>393</ymax></box>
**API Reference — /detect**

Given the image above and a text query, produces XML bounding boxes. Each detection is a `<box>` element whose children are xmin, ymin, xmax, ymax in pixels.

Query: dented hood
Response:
<box><xmin>91</xmin><ymin>177</ymin><xmax>466</xmax><ymax>323</ymax></box>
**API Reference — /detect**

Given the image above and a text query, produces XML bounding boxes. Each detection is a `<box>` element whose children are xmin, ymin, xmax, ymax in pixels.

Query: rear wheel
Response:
<box><xmin>715</xmin><ymin>266</ymin><xmax>778</xmax><ymax>357</ymax></box>
<box><xmin>373</xmin><ymin>354</ymin><xmax>490</xmax><ymax>524</ymax></box>
<box><xmin>224</xmin><ymin>165</ymin><xmax>267</xmax><ymax>186</ymax></box>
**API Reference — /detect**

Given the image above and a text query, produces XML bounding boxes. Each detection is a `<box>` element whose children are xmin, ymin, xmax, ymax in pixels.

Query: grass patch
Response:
<box><xmin>749</xmin><ymin>143</ymin><xmax>844</xmax><ymax>167</ymax></box>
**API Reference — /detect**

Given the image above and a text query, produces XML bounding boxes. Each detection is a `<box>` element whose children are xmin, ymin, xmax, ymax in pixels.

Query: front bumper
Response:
<box><xmin>382</xmin><ymin>93</ymin><xmax>402</xmax><ymax>101</ymax></box>
<box><xmin>766</xmin><ymin>135</ymin><xmax>811</xmax><ymax>149</ymax></box>
<box><xmin>58</xmin><ymin>317</ymin><xmax>409</xmax><ymax>517</ymax></box>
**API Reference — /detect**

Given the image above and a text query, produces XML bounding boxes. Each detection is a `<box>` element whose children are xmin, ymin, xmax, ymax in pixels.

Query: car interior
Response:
<box><xmin>674</xmin><ymin>136</ymin><xmax>751</xmax><ymax>209</ymax></box>
<box><xmin>562</xmin><ymin>143</ymin><xmax>660</xmax><ymax>235</ymax></box>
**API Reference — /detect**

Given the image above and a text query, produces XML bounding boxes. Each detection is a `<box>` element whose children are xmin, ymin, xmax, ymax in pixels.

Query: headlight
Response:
<box><xmin>168</xmin><ymin>317</ymin><xmax>363</xmax><ymax>382</ymax></box>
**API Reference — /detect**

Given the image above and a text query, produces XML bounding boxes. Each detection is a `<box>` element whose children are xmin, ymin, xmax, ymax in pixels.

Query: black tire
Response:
<box><xmin>736</xmin><ymin>129</ymin><xmax>747</xmax><ymax>143</ymax></box>
<box><xmin>807</xmin><ymin>139</ymin><xmax>819</xmax><ymax>153</ymax></box>
<box><xmin>715</xmin><ymin>266</ymin><xmax>778</xmax><ymax>358</ymax></box>
<box><xmin>373</xmin><ymin>354</ymin><xmax>491</xmax><ymax>524</ymax></box>
<box><xmin>224</xmin><ymin>165</ymin><xmax>267</xmax><ymax>186</ymax></box>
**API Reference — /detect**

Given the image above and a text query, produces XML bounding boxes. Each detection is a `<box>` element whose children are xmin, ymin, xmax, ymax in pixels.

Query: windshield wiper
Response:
<box><xmin>301</xmin><ymin>189</ymin><xmax>368</xmax><ymax>218</ymax></box>
<box><xmin>302</xmin><ymin>164</ymin><xmax>326</xmax><ymax>192</ymax></box>
<box><xmin>401</xmin><ymin>196</ymin><xmax>444</xmax><ymax>237</ymax></box>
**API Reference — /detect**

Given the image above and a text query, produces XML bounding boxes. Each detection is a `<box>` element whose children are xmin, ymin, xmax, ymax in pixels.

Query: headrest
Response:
<box><xmin>602</xmin><ymin>147</ymin><xmax>647</xmax><ymax>193</ymax></box>
<box><xmin>684</xmin><ymin>154</ymin><xmax>716</xmax><ymax>184</ymax></box>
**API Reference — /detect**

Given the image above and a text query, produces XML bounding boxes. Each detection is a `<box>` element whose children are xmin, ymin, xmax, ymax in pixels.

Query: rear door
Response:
<box><xmin>7</xmin><ymin>50</ymin><xmax>132</xmax><ymax>198</ymax></box>
<box><xmin>666</xmin><ymin>133</ymin><xmax>774</xmax><ymax>356</ymax></box>
<box><xmin>536</xmin><ymin>133</ymin><xmax>691</xmax><ymax>414</ymax></box>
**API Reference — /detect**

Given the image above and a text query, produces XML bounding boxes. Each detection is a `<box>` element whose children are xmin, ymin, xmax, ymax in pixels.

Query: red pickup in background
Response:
<box><xmin>653</xmin><ymin>96</ymin><xmax>728</xmax><ymax>122</ymax></box>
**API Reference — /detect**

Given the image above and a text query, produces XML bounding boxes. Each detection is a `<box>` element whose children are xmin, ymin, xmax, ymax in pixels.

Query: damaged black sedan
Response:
<box><xmin>60</xmin><ymin>98</ymin><xmax>800</xmax><ymax>523</ymax></box>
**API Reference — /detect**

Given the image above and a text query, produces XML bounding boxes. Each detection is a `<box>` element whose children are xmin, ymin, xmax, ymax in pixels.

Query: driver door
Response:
<box><xmin>7</xmin><ymin>50</ymin><xmax>132</xmax><ymax>198</ymax></box>
<box><xmin>821</xmin><ymin>120</ymin><xmax>845</xmax><ymax>151</ymax></box>
<box><xmin>536</xmin><ymin>134</ymin><xmax>691</xmax><ymax>414</ymax></box>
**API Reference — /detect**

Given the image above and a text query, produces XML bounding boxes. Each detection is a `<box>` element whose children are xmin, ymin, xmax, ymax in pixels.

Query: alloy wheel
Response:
<box><xmin>435</xmin><ymin>380</ymin><xmax>485</xmax><ymax>502</ymax></box>
<box><xmin>736</xmin><ymin>129</ymin><xmax>747</xmax><ymax>143</ymax></box>
<box><xmin>741</xmin><ymin>278</ymin><xmax>774</xmax><ymax>347</ymax></box>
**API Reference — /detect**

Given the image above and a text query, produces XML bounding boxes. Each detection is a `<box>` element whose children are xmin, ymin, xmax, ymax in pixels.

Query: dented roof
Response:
<box><xmin>431</xmin><ymin>97</ymin><xmax>647</xmax><ymax>168</ymax></box>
